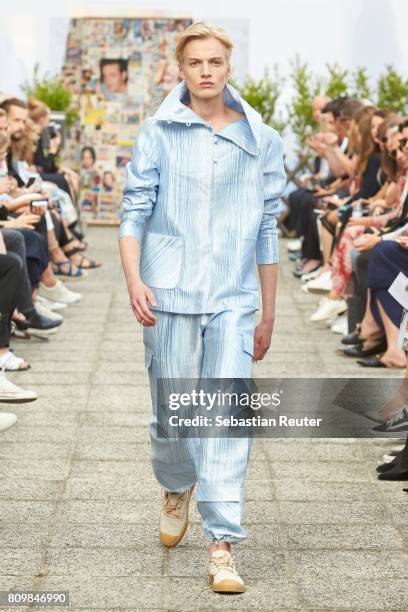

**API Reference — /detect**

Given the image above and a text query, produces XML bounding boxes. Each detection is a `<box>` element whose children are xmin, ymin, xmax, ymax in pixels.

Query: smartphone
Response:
<box><xmin>30</xmin><ymin>199</ymin><xmax>48</xmax><ymax>212</ymax></box>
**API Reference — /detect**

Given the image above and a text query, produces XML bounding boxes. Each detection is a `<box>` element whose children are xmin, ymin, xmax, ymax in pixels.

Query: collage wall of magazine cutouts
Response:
<box><xmin>62</xmin><ymin>17</ymin><xmax>192</xmax><ymax>224</ymax></box>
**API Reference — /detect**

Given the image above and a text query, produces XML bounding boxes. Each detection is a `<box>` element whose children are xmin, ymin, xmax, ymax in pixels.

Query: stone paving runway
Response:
<box><xmin>1</xmin><ymin>227</ymin><xmax>407</xmax><ymax>611</ymax></box>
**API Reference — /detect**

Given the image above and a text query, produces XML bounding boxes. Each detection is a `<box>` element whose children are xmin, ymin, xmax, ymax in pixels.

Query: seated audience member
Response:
<box><xmin>309</xmin><ymin>107</ymin><xmax>392</xmax><ymax>322</ymax></box>
<box><xmin>0</xmin><ymin>229</ymin><xmax>37</xmax><ymax>430</ymax></box>
<box><xmin>0</xmin><ymin>107</ymin><xmax>100</xmax><ymax>275</ymax></box>
<box><xmin>293</xmin><ymin>97</ymin><xmax>363</xmax><ymax>277</ymax></box>
<box><xmin>285</xmin><ymin>95</ymin><xmax>332</xmax><ymax>234</ymax></box>
<box><xmin>27</xmin><ymin>97</ymin><xmax>80</xmax><ymax>207</ymax></box>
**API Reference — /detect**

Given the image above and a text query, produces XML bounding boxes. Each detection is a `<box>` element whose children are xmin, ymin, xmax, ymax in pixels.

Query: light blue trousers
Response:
<box><xmin>143</xmin><ymin>308</ymin><xmax>256</xmax><ymax>544</ymax></box>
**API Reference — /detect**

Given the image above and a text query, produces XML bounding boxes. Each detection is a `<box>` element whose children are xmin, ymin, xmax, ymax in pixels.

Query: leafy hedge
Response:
<box><xmin>232</xmin><ymin>58</ymin><xmax>408</xmax><ymax>155</ymax></box>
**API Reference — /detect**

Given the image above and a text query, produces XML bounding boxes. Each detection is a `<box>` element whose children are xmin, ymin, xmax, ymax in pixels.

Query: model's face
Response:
<box><xmin>102</xmin><ymin>64</ymin><xmax>127</xmax><ymax>92</ymax></box>
<box><xmin>82</xmin><ymin>151</ymin><xmax>94</xmax><ymax>169</ymax></box>
<box><xmin>179</xmin><ymin>37</ymin><xmax>230</xmax><ymax>101</ymax></box>
<box><xmin>370</xmin><ymin>115</ymin><xmax>383</xmax><ymax>144</ymax></box>
<box><xmin>8</xmin><ymin>105</ymin><xmax>28</xmax><ymax>140</ymax></box>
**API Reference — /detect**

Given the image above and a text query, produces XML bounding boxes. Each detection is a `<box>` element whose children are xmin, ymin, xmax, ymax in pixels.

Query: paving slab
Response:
<box><xmin>0</xmin><ymin>228</ymin><xmax>406</xmax><ymax>610</ymax></box>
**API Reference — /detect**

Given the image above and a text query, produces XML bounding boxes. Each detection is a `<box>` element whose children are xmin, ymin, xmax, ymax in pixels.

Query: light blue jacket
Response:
<box><xmin>119</xmin><ymin>80</ymin><xmax>287</xmax><ymax>314</ymax></box>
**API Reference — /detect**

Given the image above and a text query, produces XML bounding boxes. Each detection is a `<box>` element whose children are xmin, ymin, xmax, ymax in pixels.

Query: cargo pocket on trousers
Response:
<box><xmin>144</xmin><ymin>346</ymin><xmax>154</xmax><ymax>369</ymax></box>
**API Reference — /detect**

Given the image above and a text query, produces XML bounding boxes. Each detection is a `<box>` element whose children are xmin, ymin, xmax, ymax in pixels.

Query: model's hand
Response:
<box><xmin>253</xmin><ymin>318</ymin><xmax>274</xmax><ymax>362</ymax></box>
<box><xmin>129</xmin><ymin>281</ymin><xmax>157</xmax><ymax>326</ymax></box>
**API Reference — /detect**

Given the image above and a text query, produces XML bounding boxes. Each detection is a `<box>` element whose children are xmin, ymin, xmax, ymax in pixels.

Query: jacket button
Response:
<box><xmin>186</xmin><ymin>122</ymin><xmax>191</xmax><ymax>127</ymax></box>
<box><xmin>213</xmin><ymin>160</ymin><xmax>218</xmax><ymax>164</ymax></box>
<box><xmin>167</xmin><ymin>120</ymin><xmax>172</xmax><ymax>124</ymax></box>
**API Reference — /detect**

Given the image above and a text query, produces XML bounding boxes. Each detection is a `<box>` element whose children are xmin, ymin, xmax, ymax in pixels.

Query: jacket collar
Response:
<box><xmin>152</xmin><ymin>80</ymin><xmax>262</xmax><ymax>156</ymax></box>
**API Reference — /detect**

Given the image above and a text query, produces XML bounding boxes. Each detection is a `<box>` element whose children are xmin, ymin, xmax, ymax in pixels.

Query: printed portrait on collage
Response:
<box><xmin>61</xmin><ymin>16</ymin><xmax>192</xmax><ymax>223</ymax></box>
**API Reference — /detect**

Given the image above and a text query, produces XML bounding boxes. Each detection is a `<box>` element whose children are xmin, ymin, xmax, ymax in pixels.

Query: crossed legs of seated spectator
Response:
<box><xmin>359</xmin><ymin>291</ymin><xmax>405</xmax><ymax>367</ymax></box>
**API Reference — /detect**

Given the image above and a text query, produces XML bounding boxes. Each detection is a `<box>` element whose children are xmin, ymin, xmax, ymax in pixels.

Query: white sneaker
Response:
<box><xmin>0</xmin><ymin>412</ymin><xmax>17</xmax><ymax>432</ymax></box>
<box><xmin>0</xmin><ymin>369</ymin><xmax>37</xmax><ymax>403</ymax></box>
<box><xmin>160</xmin><ymin>486</ymin><xmax>195</xmax><ymax>547</ymax></box>
<box><xmin>39</xmin><ymin>281</ymin><xmax>81</xmax><ymax>305</ymax></box>
<box><xmin>310</xmin><ymin>298</ymin><xmax>347</xmax><ymax>322</ymax></box>
<box><xmin>35</xmin><ymin>300</ymin><xmax>64</xmax><ymax>322</ymax></box>
<box><xmin>301</xmin><ymin>268</ymin><xmax>322</xmax><ymax>284</ymax></box>
<box><xmin>208</xmin><ymin>550</ymin><xmax>245</xmax><ymax>593</ymax></box>
<box><xmin>304</xmin><ymin>270</ymin><xmax>333</xmax><ymax>293</ymax></box>
<box><xmin>330</xmin><ymin>314</ymin><xmax>348</xmax><ymax>335</ymax></box>
<box><xmin>36</xmin><ymin>295</ymin><xmax>67</xmax><ymax>311</ymax></box>
<box><xmin>287</xmin><ymin>238</ymin><xmax>302</xmax><ymax>252</ymax></box>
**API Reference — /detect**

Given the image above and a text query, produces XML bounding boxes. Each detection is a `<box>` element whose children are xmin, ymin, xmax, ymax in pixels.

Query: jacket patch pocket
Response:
<box><xmin>240</xmin><ymin>238</ymin><xmax>258</xmax><ymax>291</ymax></box>
<box><xmin>141</xmin><ymin>232</ymin><xmax>184</xmax><ymax>289</ymax></box>
<box><xmin>241</xmin><ymin>333</ymin><xmax>254</xmax><ymax>357</ymax></box>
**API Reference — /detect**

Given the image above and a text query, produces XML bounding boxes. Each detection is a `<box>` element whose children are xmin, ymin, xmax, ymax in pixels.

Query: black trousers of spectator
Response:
<box><xmin>40</xmin><ymin>172</ymin><xmax>70</xmax><ymax>196</ymax></box>
<box><xmin>0</xmin><ymin>253</ymin><xmax>23</xmax><ymax>347</ymax></box>
<box><xmin>2</xmin><ymin>230</ymin><xmax>34</xmax><ymax>314</ymax></box>
<box><xmin>34</xmin><ymin>212</ymin><xmax>71</xmax><ymax>249</ymax></box>
<box><xmin>367</xmin><ymin>241</ymin><xmax>408</xmax><ymax>329</ymax></box>
<box><xmin>296</xmin><ymin>194</ymin><xmax>321</xmax><ymax>260</ymax></box>
<box><xmin>347</xmin><ymin>249</ymin><xmax>370</xmax><ymax>333</ymax></box>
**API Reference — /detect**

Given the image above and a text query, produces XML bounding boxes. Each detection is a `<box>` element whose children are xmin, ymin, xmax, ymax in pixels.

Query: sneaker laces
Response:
<box><xmin>210</xmin><ymin>551</ymin><xmax>238</xmax><ymax>574</ymax></box>
<box><xmin>163</xmin><ymin>491</ymin><xmax>186</xmax><ymax>518</ymax></box>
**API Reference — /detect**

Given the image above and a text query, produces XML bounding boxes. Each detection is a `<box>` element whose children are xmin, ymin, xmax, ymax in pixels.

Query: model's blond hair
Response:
<box><xmin>175</xmin><ymin>22</ymin><xmax>233</xmax><ymax>64</ymax></box>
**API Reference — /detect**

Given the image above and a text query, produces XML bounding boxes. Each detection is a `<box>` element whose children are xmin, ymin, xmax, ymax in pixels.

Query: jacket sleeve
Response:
<box><xmin>256</xmin><ymin>132</ymin><xmax>287</xmax><ymax>265</ymax></box>
<box><xmin>119</xmin><ymin>119</ymin><xmax>160</xmax><ymax>242</ymax></box>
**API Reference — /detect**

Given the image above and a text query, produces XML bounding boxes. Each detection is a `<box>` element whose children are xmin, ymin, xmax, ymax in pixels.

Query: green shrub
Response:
<box><xmin>230</xmin><ymin>67</ymin><xmax>285</xmax><ymax>133</ymax></box>
<box><xmin>286</xmin><ymin>56</ymin><xmax>322</xmax><ymax>153</ymax></box>
<box><xmin>376</xmin><ymin>65</ymin><xmax>408</xmax><ymax>114</ymax></box>
<box><xmin>21</xmin><ymin>63</ymin><xmax>79</xmax><ymax>128</ymax></box>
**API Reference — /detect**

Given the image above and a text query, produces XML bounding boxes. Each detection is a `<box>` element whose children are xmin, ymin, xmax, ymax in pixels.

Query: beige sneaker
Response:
<box><xmin>208</xmin><ymin>549</ymin><xmax>245</xmax><ymax>593</ymax></box>
<box><xmin>159</xmin><ymin>485</ymin><xmax>194</xmax><ymax>547</ymax></box>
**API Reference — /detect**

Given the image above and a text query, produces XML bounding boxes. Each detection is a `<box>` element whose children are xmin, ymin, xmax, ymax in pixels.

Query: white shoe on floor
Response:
<box><xmin>310</xmin><ymin>297</ymin><xmax>347</xmax><ymax>322</ymax></box>
<box><xmin>208</xmin><ymin>549</ymin><xmax>245</xmax><ymax>593</ymax></box>
<box><xmin>287</xmin><ymin>238</ymin><xmax>302</xmax><ymax>252</ymax></box>
<box><xmin>39</xmin><ymin>281</ymin><xmax>81</xmax><ymax>305</ymax></box>
<box><xmin>330</xmin><ymin>314</ymin><xmax>348</xmax><ymax>335</ymax></box>
<box><xmin>0</xmin><ymin>369</ymin><xmax>37</xmax><ymax>403</ymax></box>
<box><xmin>304</xmin><ymin>270</ymin><xmax>333</xmax><ymax>293</ymax></box>
<box><xmin>35</xmin><ymin>300</ymin><xmax>64</xmax><ymax>322</ymax></box>
<box><xmin>301</xmin><ymin>267</ymin><xmax>322</xmax><ymax>284</ymax></box>
<box><xmin>0</xmin><ymin>412</ymin><xmax>17</xmax><ymax>432</ymax></box>
<box><xmin>160</xmin><ymin>485</ymin><xmax>195</xmax><ymax>547</ymax></box>
<box><xmin>36</xmin><ymin>295</ymin><xmax>67</xmax><ymax>311</ymax></box>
